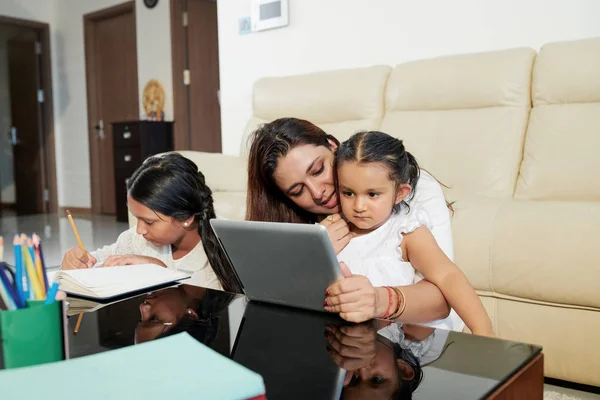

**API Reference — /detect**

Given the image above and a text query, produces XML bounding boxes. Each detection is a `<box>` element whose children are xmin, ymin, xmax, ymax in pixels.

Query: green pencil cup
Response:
<box><xmin>0</xmin><ymin>300</ymin><xmax>68</xmax><ymax>369</ymax></box>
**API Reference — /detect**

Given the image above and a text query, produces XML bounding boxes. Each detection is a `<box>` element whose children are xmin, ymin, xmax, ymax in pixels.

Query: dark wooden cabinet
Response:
<box><xmin>112</xmin><ymin>121</ymin><xmax>173</xmax><ymax>222</ymax></box>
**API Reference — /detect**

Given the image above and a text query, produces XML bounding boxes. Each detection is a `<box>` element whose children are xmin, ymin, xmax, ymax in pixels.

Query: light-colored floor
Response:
<box><xmin>545</xmin><ymin>384</ymin><xmax>600</xmax><ymax>400</ymax></box>
<box><xmin>0</xmin><ymin>212</ymin><xmax>128</xmax><ymax>269</ymax></box>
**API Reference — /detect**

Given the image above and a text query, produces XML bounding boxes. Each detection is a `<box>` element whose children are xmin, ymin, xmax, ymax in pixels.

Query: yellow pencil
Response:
<box><xmin>66</xmin><ymin>210</ymin><xmax>86</xmax><ymax>252</ymax></box>
<box><xmin>32</xmin><ymin>234</ymin><xmax>46</xmax><ymax>293</ymax></box>
<box><xmin>23</xmin><ymin>238</ymin><xmax>44</xmax><ymax>300</ymax></box>
<box><xmin>66</xmin><ymin>210</ymin><xmax>86</xmax><ymax>335</ymax></box>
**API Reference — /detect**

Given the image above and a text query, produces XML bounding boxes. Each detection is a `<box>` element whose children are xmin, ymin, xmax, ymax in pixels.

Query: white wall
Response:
<box><xmin>136</xmin><ymin>0</ymin><xmax>174</xmax><ymax>121</ymax></box>
<box><xmin>0</xmin><ymin>0</ymin><xmax>173</xmax><ymax>209</ymax></box>
<box><xmin>216</xmin><ymin>0</ymin><xmax>600</xmax><ymax>155</ymax></box>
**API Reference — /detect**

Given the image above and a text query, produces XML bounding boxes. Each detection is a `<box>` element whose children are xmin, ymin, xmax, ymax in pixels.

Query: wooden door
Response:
<box><xmin>8</xmin><ymin>32</ymin><xmax>45</xmax><ymax>215</ymax></box>
<box><xmin>85</xmin><ymin>3</ymin><xmax>139</xmax><ymax>215</ymax></box>
<box><xmin>171</xmin><ymin>0</ymin><xmax>222</xmax><ymax>152</ymax></box>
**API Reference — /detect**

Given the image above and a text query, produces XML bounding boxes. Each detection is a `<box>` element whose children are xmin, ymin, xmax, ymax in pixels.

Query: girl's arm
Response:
<box><xmin>405</xmin><ymin>226</ymin><xmax>494</xmax><ymax>336</ymax></box>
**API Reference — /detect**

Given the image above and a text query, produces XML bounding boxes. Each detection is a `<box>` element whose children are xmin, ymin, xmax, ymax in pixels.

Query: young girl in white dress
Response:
<box><xmin>334</xmin><ymin>131</ymin><xmax>493</xmax><ymax>336</ymax></box>
<box><xmin>60</xmin><ymin>153</ymin><xmax>241</xmax><ymax>293</ymax></box>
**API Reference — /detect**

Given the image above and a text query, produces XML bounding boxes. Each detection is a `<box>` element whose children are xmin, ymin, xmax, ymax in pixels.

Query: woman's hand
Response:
<box><xmin>324</xmin><ymin>262</ymin><xmax>387</xmax><ymax>323</ymax></box>
<box><xmin>320</xmin><ymin>213</ymin><xmax>351</xmax><ymax>254</ymax></box>
<box><xmin>100</xmin><ymin>255</ymin><xmax>167</xmax><ymax>268</ymax></box>
<box><xmin>325</xmin><ymin>323</ymin><xmax>377</xmax><ymax>371</ymax></box>
<box><xmin>61</xmin><ymin>246</ymin><xmax>97</xmax><ymax>270</ymax></box>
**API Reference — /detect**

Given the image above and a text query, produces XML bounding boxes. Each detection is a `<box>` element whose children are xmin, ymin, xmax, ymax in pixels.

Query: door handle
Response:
<box><xmin>10</xmin><ymin>127</ymin><xmax>18</xmax><ymax>145</ymax></box>
<box><xmin>95</xmin><ymin>119</ymin><xmax>105</xmax><ymax>140</ymax></box>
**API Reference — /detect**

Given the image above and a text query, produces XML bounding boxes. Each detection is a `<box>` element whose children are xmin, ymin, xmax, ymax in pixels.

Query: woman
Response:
<box><xmin>61</xmin><ymin>153</ymin><xmax>241</xmax><ymax>293</ymax></box>
<box><xmin>246</xmin><ymin>117</ymin><xmax>454</xmax><ymax>325</ymax></box>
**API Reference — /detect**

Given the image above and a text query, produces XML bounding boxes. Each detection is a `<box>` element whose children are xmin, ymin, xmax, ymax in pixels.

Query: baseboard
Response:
<box><xmin>544</xmin><ymin>378</ymin><xmax>600</xmax><ymax>394</ymax></box>
<box><xmin>59</xmin><ymin>207</ymin><xmax>92</xmax><ymax>217</ymax></box>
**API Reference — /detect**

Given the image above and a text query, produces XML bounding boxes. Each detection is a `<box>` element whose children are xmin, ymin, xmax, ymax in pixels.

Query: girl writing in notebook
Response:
<box><xmin>324</xmin><ymin>131</ymin><xmax>493</xmax><ymax>336</ymax></box>
<box><xmin>61</xmin><ymin>153</ymin><xmax>241</xmax><ymax>293</ymax></box>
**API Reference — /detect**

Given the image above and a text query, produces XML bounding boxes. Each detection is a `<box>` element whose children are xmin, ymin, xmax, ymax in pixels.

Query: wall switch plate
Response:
<box><xmin>239</xmin><ymin>17</ymin><xmax>251</xmax><ymax>35</ymax></box>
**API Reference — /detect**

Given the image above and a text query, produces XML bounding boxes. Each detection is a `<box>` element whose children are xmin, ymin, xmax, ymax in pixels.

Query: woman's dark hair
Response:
<box><xmin>392</xmin><ymin>343</ymin><xmax>423</xmax><ymax>399</ymax></box>
<box><xmin>127</xmin><ymin>153</ymin><xmax>241</xmax><ymax>293</ymax></box>
<box><xmin>246</xmin><ymin>117</ymin><xmax>340</xmax><ymax>223</ymax></box>
<box><xmin>335</xmin><ymin>131</ymin><xmax>421</xmax><ymax>213</ymax></box>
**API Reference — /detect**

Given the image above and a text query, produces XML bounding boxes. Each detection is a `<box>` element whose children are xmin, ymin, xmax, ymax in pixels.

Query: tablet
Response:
<box><xmin>210</xmin><ymin>219</ymin><xmax>343</xmax><ymax>312</ymax></box>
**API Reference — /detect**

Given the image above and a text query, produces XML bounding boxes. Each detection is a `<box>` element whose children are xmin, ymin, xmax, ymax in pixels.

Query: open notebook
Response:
<box><xmin>53</xmin><ymin>264</ymin><xmax>189</xmax><ymax>300</ymax></box>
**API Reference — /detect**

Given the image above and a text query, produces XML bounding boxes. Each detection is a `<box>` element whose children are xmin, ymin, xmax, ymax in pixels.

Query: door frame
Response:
<box><xmin>84</xmin><ymin>1</ymin><xmax>137</xmax><ymax>214</ymax></box>
<box><xmin>170</xmin><ymin>0</ymin><xmax>222</xmax><ymax>152</ymax></box>
<box><xmin>170</xmin><ymin>0</ymin><xmax>189</xmax><ymax>150</ymax></box>
<box><xmin>0</xmin><ymin>15</ymin><xmax>58</xmax><ymax>213</ymax></box>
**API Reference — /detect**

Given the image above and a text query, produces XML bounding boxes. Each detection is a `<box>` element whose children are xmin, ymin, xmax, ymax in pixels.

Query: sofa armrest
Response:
<box><xmin>176</xmin><ymin>150</ymin><xmax>247</xmax><ymax>192</ymax></box>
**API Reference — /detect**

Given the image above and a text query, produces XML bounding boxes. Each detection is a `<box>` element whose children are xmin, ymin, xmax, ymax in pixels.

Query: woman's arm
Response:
<box><xmin>325</xmin><ymin>262</ymin><xmax>450</xmax><ymax>323</ymax></box>
<box><xmin>406</xmin><ymin>227</ymin><xmax>494</xmax><ymax>336</ymax></box>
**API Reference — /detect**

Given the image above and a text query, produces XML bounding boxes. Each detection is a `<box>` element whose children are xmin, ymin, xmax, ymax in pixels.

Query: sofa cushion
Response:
<box><xmin>449</xmin><ymin>192</ymin><xmax>509</xmax><ymax>292</ymax></box>
<box><xmin>516</xmin><ymin>37</ymin><xmax>600</xmax><ymax>201</ymax></box>
<box><xmin>382</xmin><ymin>48</ymin><xmax>536</xmax><ymax>198</ymax></box>
<box><xmin>213</xmin><ymin>191</ymin><xmax>246</xmax><ymax>221</ymax></box>
<box><xmin>176</xmin><ymin>151</ymin><xmax>247</xmax><ymax>192</ymax></box>
<box><xmin>240</xmin><ymin>66</ymin><xmax>391</xmax><ymax>154</ymax></box>
<box><xmin>491</xmin><ymin>199</ymin><xmax>600</xmax><ymax>309</ymax></box>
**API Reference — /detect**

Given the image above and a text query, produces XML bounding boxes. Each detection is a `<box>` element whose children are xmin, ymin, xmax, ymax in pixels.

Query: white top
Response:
<box><xmin>337</xmin><ymin>170</ymin><xmax>464</xmax><ymax>331</ymax></box>
<box><xmin>91</xmin><ymin>227</ymin><xmax>222</xmax><ymax>290</ymax></box>
<box><xmin>378</xmin><ymin>323</ymin><xmax>450</xmax><ymax>366</ymax></box>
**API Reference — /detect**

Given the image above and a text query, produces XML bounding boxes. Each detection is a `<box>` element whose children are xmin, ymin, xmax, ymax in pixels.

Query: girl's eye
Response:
<box><xmin>342</xmin><ymin>191</ymin><xmax>354</xmax><ymax>197</ymax></box>
<box><xmin>371</xmin><ymin>376</ymin><xmax>385</xmax><ymax>385</ymax></box>
<box><xmin>312</xmin><ymin>164</ymin><xmax>324</xmax><ymax>177</ymax></box>
<box><xmin>368</xmin><ymin>192</ymin><xmax>378</xmax><ymax>198</ymax></box>
<box><xmin>145</xmin><ymin>221</ymin><xmax>154</xmax><ymax>226</ymax></box>
<box><xmin>291</xmin><ymin>187</ymin><xmax>304</xmax><ymax>197</ymax></box>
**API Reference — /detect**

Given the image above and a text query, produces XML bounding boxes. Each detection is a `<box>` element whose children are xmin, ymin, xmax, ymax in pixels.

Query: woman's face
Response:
<box><xmin>273</xmin><ymin>143</ymin><xmax>340</xmax><ymax>216</ymax></box>
<box><xmin>128</xmin><ymin>196</ymin><xmax>189</xmax><ymax>247</ymax></box>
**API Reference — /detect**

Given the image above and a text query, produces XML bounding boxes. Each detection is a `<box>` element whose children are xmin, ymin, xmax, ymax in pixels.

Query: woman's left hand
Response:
<box><xmin>324</xmin><ymin>262</ymin><xmax>386</xmax><ymax>323</ymax></box>
<box><xmin>101</xmin><ymin>255</ymin><xmax>167</xmax><ymax>268</ymax></box>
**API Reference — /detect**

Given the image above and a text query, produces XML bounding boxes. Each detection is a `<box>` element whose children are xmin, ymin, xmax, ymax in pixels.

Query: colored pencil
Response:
<box><xmin>24</xmin><ymin>238</ymin><xmax>44</xmax><ymax>300</ymax></box>
<box><xmin>66</xmin><ymin>210</ymin><xmax>86</xmax><ymax>334</ymax></box>
<box><xmin>32</xmin><ymin>234</ymin><xmax>47</xmax><ymax>294</ymax></box>
<box><xmin>13</xmin><ymin>235</ymin><xmax>29</xmax><ymax>303</ymax></box>
<box><xmin>0</xmin><ymin>236</ymin><xmax>4</xmax><ymax>262</ymax></box>
<box><xmin>33</xmin><ymin>233</ymin><xmax>50</xmax><ymax>294</ymax></box>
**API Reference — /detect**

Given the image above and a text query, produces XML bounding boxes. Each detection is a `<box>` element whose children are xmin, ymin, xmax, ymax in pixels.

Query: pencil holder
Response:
<box><xmin>0</xmin><ymin>300</ymin><xmax>68</xmax><ymax>369</ymax></box>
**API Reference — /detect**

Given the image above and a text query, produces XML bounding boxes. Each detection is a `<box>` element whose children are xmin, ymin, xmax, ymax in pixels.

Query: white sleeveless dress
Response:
<box><xmin>337</xmin><ymin>170</ymin><xmax>464</xmax><ymax>331</ymax></box>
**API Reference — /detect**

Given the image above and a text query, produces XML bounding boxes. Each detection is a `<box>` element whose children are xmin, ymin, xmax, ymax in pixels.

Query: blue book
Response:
<box><xmin>0</xmin><ymin>333</ymin><xmax>266</xmax><ymax>399</ymax></box>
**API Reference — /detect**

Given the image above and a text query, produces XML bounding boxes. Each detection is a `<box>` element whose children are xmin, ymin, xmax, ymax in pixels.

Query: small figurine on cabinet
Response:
<box><xmin>143</xmin><ymin>79</ymin><xmax>166</xmax><ymax>121</ymax></box>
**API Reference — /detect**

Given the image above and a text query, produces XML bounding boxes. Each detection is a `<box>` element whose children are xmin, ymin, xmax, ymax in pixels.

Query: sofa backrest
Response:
<box><xmin>240</xmin><ymin>65</ymin><xmax>391</xmax><ymax>155</ymax></box>
<box><xmin>515</xmin><ymin>37</ymin><xmax>600</xmax><ymax>201</ymax></box>
<box><xmin>381</xmin><ymin>48</ymin><xmax>536</xmax><ymax>198</ymax></box>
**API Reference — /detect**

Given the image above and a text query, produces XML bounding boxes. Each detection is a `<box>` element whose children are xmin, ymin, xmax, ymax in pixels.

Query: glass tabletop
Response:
<box><xmin>65</xmin><ymin>284</ymin><xmax>542</xmax><ymax>400</ymax></box>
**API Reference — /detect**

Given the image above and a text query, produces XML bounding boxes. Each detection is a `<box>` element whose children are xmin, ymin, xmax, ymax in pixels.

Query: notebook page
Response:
<box><xmin>58</xmin><ymin>264</ymin><xmax>188</xmax><ymax>293</ymax></box>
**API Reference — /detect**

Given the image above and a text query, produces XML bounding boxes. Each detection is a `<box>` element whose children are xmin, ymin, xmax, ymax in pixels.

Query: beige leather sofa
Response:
<box><xmin>159</xmin><ymin>37</ymin><xmax>600</xmax><ymax>386</ymax></box>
